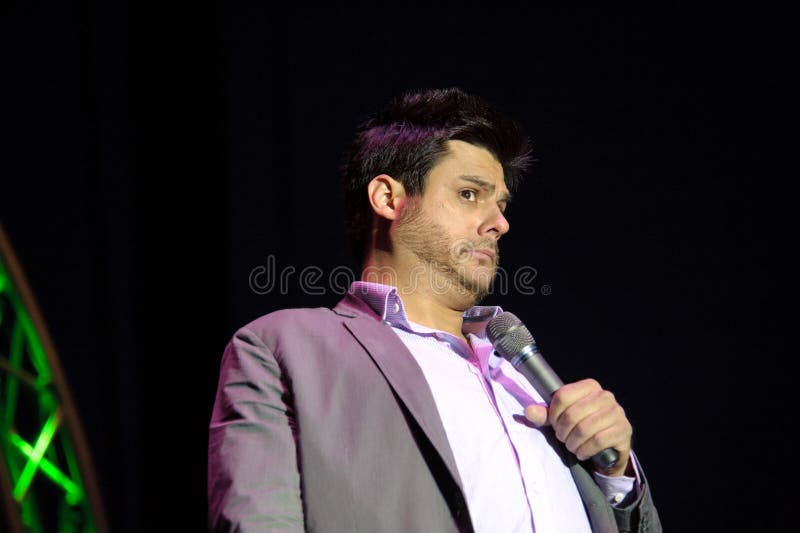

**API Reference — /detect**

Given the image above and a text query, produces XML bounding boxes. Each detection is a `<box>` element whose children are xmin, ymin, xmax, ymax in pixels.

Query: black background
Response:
<box><xmin>1</xmin><ymin>4</ymin><xmax>792</xmax><ymax>531</ymax></box>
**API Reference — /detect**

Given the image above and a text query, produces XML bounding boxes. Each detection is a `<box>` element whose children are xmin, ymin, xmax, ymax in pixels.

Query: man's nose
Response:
<box><xmin>481</xmin><ymin>204</ymin><xmax>510</xmax><ymax>238</ymax></box>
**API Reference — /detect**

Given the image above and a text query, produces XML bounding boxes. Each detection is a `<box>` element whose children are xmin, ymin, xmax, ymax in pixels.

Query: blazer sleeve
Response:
<box><xmin>569</xmin><ymin>447</ymin><xmax>662</xmax><ymax>533</ymax></box>
<box><xmin>611</xmin><ymin>464</ymin><xmax>662</xmax><ymax>533</ymax></box>
<box><xmin>208</xmin><ymin>326</ymin><xmax>305</xmax><ymax>532</ymax></box>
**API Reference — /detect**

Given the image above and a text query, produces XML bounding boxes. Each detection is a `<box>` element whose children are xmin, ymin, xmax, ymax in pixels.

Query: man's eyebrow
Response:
<box><xmin>458</xmin><ymin>175</ymin><xmax>512</xmax><ymax>202</ymax></box>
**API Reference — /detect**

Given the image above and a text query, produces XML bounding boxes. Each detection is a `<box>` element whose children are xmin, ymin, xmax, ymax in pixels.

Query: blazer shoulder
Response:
<box><xmin>234</xmin><ymin>294</ymin><xmax>377</xmax><ymax>342</ymax></box>
<box><xmin>238</xmin><ymin>306</ymin><xmax>339</xmax><ymax>340</ymax></box>
<box><xmin>223</xmin><ymin>295</ymin><xmax>385</xmax><ymax>362</ymax></box>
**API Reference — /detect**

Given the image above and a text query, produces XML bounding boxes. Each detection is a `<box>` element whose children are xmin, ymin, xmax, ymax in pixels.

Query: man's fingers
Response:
<box><xmin>545</xmin><ymin>378</ymin><xmax>634</xmax><ymax>475</ymax></box>
<box><xmin>524</xmin><ymin>404</ymin><xmax>549</xmax><ymax>427</ymax></box>
<box><xmin>571</xmin><ymin>418</ymin><xmax>630</xmax><ymax>461</ymax></box>
<box><xmin>563</xmin><ymin>403</ymin><xmax>631</xmax><ymax>458</ymax></box>
<box><xmin>552</xmin><ymin>388</ymin><xmax>617</xmax><ymax>442</ymax></box>
<box><xmin>548</xmin><ymin>378</ymin><xmax>602</xmax><ymax>425</ymax></box>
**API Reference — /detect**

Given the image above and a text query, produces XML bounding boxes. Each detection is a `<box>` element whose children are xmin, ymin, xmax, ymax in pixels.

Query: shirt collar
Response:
<box><xmin>348</xmin><ymin>281</ymin><xmax>503</xmax><ymax>339</ymax></box>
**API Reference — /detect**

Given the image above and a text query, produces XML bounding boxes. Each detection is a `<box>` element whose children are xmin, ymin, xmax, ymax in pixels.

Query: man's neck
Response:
<box><xmin>402</xmin><ymin>298</ymin><xmax>468</xmax><ymax>343</ymax></box>
<box><xmin>361</xmin><ymin>251</ymin><xmax>472</xmax><ymax>341</ymax></box>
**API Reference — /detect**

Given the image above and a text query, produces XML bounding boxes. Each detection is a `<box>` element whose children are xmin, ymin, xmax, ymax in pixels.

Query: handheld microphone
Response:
<box><xmin>486</xmin><ymin>311</ymin><xmax>619</xmax><ymax>471</ymax></box>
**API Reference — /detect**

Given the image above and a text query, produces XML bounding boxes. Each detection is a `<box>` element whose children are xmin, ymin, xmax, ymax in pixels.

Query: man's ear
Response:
<box><xmin>367</xmin><ymin>174</ymin><xmax>407</xmax><ymax>221</ymax></box>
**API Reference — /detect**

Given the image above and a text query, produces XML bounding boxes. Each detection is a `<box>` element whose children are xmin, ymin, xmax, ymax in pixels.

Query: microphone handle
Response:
<box><xmin>512</xmin><ymin>348</ymin><xmax>620</xmax><ymax>471</ymax></box>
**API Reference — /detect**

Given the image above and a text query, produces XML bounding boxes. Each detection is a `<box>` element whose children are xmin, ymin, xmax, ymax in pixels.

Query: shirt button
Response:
<box><xmin>612</xmin><ymin>492</ymin><xmax>624</xmax><ymax>504</ymax></box>
<box><xmin>392</xmin><ymin>302</ymin><xmax>400</xmax><ymax>313</ymax></box>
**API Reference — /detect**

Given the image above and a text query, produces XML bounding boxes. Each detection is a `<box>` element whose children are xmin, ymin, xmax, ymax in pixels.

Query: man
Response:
<box><xmin>208</xmin><ymin>88</ymin><xmax>661</xmax><ymax>532</ymax></box>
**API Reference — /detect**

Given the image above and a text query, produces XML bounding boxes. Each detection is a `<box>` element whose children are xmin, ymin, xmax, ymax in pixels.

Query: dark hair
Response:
<box><xmin>341</xmin><ymin>87</ymin><xmax>532</xmax><ymax>265</ymax></box>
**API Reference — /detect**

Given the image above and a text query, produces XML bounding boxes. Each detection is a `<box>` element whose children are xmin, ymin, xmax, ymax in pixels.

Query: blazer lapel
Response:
<box><xmin>340</xmin><ymin>312</ymin><xmax>466</xmax><ymax>495</ymax></box>
<box><xmin>550</xmin><ymin>427</ymin><xmax>618</xmax><ymax>533</ymax></box>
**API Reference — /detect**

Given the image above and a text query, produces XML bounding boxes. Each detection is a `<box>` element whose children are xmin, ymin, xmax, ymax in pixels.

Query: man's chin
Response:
<box><xmin>456</xmin><ymin>272</ymin><xmax>495</xmax><ymax>306</ymax></box>
<box><xmin>465</xmin><ymin>266</ymin><xmax>496</xmax><ymax>288</ymax></box>
<box><xmin>469</xmin><ymin>288</ymin><xmax>491</xmax><ymax>306</ymax></box>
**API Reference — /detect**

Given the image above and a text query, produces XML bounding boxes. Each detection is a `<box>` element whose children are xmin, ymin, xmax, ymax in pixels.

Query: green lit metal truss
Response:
<box><xmin>0</xmin><ymin>225</ymin><xmax>107</xmax><ymax>533</ymax></box>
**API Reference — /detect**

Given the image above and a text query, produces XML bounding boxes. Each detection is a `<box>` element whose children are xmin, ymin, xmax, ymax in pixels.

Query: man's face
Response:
<box><xmin>395</xmin><ymin>140</ymin><xmax>511</xmax><ymax>306</ymax></box>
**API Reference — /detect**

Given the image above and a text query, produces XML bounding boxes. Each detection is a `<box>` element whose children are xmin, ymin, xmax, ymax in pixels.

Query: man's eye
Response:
<box><xmin>460</xmin><ymin>190</ymin><xmax>477</xmax><ymax>201</ymax></box>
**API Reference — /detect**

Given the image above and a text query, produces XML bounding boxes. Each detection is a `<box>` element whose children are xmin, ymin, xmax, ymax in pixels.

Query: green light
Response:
<box><xmin>4</xmin><ymin>320</ymin><xmax>24</xmax><ymax>431</ymax></box>
<box><xmin>12</xmin><ymin>407</ymin><xmax>63</xmax><ymax>501</ymax></box>
<box><xmin>8</xmin><ymin>432</ymin><xmax>84</xmax><ymax>505</ymax></box>
<box><xmin>17</xmin><ymin>309</ymin><xmax>52</xmax><ymax>385</ymax></box>
<box><xmin>1</xmin><ymin>235</ymin><xmax>104</xmax><ymax>531</ymax></box>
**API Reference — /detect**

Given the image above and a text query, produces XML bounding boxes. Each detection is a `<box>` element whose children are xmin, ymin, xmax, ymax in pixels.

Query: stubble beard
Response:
<box><xmin>395</xmin><ymin>201</ymin><xmax>499</xmax><ymax>307</ymax></box>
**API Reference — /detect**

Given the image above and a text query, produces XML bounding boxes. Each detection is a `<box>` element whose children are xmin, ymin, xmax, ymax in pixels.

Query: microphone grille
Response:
<box><xmin>486</xmin><ymin>312</ymin><xmax>536</xmax><ymax>360</ymax></box>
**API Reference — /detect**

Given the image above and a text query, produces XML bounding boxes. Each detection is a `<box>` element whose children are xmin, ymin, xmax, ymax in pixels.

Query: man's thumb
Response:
<box><xmin>524</xmin><ymin>404</ymin><xmax>549</xmax><ymax>427</ymax></box>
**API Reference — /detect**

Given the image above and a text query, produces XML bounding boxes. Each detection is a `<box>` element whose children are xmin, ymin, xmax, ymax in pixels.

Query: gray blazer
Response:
<box><xmin>208</xmin><ymin>293</ymin><xmax>661</xmax><ymax>532</ymax></box>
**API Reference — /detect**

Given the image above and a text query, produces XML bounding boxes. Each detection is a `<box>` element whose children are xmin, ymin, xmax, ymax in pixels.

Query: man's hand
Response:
<box><xmin>524</xmin><ymin>378</ymin><xmax>633</xmax><ymax>477</ymax></box>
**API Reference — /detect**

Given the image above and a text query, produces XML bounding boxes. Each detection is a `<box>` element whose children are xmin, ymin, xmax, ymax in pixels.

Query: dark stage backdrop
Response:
<box><xmin>1</xmin><ymin>4</ymin><xmax>792</xmax><ymax>531</ymax></box>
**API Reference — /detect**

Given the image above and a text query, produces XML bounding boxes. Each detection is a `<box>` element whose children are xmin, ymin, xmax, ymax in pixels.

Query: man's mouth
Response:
<box><xmin>472</xmin><ymin>248</ymin><xmax>496</xmax><ymax>262</ymax></box>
